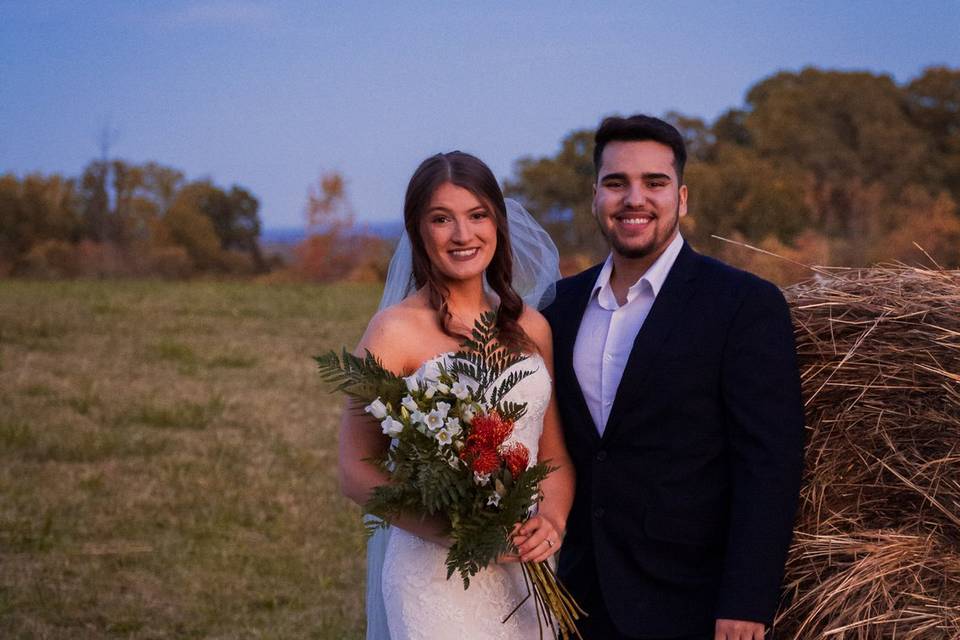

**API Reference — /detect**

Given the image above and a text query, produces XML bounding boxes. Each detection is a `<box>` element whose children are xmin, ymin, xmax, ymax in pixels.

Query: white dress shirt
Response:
<box><xmin>573</xmin><ymin>232</ymin><xmax>685</xmax><ymax>434</ymax></box>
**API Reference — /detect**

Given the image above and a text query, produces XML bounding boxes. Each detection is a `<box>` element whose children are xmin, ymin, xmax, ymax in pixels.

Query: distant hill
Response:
<box><xmin>260</xmin><ymin>220</ymin><xmax>404</xmax><ymax>245</ymax></box>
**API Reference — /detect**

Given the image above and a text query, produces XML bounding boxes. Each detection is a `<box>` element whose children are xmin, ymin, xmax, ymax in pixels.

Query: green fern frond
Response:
<box><xmin>314</xmin><ymin>348</ymin><xmax>405</xmax><ymax>403</ymax></box>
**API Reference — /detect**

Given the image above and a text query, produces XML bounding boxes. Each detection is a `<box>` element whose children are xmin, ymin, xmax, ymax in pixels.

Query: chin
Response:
<box><xmin>610</xmin><ymin>239</ymin><xmax>655</xmax><ymax>259</ymax></box>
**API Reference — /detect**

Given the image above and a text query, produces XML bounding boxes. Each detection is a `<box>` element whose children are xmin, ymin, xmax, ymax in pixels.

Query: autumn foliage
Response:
<box><xmin>507</xmin><ymin>66</ymin><xmax>960</xmax><ymax>283</ymax></box>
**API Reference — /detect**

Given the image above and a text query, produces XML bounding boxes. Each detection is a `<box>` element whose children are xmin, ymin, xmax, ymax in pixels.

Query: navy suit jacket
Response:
<box><xmin>542</xmin><ymin>242</ymin><xmax>804</xmax><ymax>638</ymax></box>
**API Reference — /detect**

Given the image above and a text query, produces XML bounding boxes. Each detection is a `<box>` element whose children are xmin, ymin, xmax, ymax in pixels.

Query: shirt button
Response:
<box><xmin>593</xmin><ymin>507</ymin><xmax>605</xmax><ymax>519</ymax></box>
<box><xmin>603</xmin><ymin>353</ymin><xmax>612</xmax><ymax>362</ymax></box>
<box><xmin>596</xmin><ymin>450</ymin><xmax>607</xmax><ymax>462</ymax></box>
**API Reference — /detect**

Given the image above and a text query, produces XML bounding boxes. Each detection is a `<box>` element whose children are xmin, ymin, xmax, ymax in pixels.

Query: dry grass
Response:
<box><xmin>0</xmin><ymin>279</ymin><xmax>379</xmax><ymax>639</ymax></box>
<box><xmin>776</xmin><ymin>266</ymin><xmax>960</xmax><ymax>639</ymax></box>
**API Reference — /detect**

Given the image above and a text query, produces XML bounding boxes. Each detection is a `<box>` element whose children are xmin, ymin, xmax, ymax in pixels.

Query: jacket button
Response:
<box><xmin>593</xmin><ymin>507</ymin><xmax>605</xmax><ymax>519</ymax></box>
<box><xmin>596</xmin><ymin>450</ymin><xmax>607</xmax><ymax>462</ymax></box>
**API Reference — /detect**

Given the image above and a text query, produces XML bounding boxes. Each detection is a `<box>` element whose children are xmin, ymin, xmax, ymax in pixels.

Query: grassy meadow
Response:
<box><xmin>0</xmin><ymin>279</ymin><xmax>381</xmax><ymax>639</ymax></box>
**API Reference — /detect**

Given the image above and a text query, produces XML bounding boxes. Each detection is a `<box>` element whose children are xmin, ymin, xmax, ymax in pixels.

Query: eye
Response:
<box><xmin>603</xmin><ymin>180</ymin><xmax>624</xmax><ymax>189</ymax></box>
<box><xmin>430</xmin><ymin>214</ymin><xmax>450</xmax><ymax>224</ymax></box>
<box><xmin>470</xmin><ymin>210</ymin><xmax>489</xmax><ymax>220</ymax></box>
<box><xmin>647</xmin><ymin>181</ymin><xmax>666</xmax><ymax>189</ymax></box>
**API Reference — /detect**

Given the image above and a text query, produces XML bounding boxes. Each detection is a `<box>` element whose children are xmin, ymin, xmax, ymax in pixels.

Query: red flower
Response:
<box><xmin>501</xmin><ymin>442</ymin><xmax>530</xmax><ymax>477</ymax></box>
<box><xmin>469</xmin><ymin>447</ymin><xmax>502</xmax><ymax>475</ymax></box>
<box><xmin>468</xmin><ymin>412</ymin><xmax>513</xmax><ymax>450</ymax></box>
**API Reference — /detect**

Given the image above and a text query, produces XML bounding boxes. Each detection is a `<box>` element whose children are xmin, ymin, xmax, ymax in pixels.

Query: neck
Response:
<box><xmin>609</xmin><ymin>232</ymin><xmax>679</xmax><ymax>302</ymax></box>
<box><xmin>429</xmin><ymin>275</ymin><xmax>493</xmax><ymax>329</ymax></box>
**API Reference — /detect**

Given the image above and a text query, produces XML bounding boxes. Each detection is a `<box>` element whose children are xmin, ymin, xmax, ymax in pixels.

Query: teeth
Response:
<box><xmin>451</xmin><ymin>249</ymin><xmax>478</xmax><ymax>256</ymax></box>
<box><xmin>620</xmin><ymin>217</ymin><xmax>651</xmax><ymax>225</ymax></box>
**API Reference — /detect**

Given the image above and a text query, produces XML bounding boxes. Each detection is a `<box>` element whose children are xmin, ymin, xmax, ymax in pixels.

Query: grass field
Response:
<box><xmin>0</xmin><ymin>279</ymin><xmax>381</xmax><ymax>639</ymax></box>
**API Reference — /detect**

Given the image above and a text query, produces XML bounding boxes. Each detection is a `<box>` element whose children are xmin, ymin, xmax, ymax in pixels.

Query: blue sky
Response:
<box><xmin>2</xmin><ymin>1</ymin><xmax>959</xmax><ymax>229</ymax></box>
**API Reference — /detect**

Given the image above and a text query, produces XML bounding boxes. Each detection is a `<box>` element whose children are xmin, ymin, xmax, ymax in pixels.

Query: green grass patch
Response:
<box><xmin>146</xmin><ymin>339</ymin><xmax>200</xmax><ymax>372</ymax></box>
<box><xmin>25</xmin><ymin>428</ymin><xmax>171</xmax><ymax>463</ymax></box>
<box><xmin>123</xmin><ymin>396</ymin><xmax>225</xmax><ymax>430</ymax></box>
<box><xmin>207</xmin><ymin>353</ymin><xmax>258</xmax><ymax>369</ymax></box>
<box><xmin>22</xmin><ymin>383</ymin><xmax>56</xmax><ymax>398</ymax></box>
<box><xmin>0</xmin><ymin>419</ymin><xmax>35</xmax><ymax>450</ymax></box>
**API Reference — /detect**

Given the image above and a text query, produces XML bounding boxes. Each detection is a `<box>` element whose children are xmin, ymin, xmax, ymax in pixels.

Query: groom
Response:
<box><xmin>542</xmin><ymin>115</ymin><xmax>804</xmax><ymax>640</ymax></box>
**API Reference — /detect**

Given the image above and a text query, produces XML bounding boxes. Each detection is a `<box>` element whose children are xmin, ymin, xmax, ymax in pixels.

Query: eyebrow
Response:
<box><xmin>600</xmin><ymin>171</ymin><xmax>673</xmax><ymax>182</ymax></box>
<box><xmin>427</xmin><ymin>204</ymin><xmax>488</xmax><ymax>214</ymax></box>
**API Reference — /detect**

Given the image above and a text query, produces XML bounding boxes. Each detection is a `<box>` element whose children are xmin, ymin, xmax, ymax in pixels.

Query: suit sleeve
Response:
<box><xmin>715</xmin><ymin>278</ymin><xmax>805</xmax><ymax>624</ymax></box>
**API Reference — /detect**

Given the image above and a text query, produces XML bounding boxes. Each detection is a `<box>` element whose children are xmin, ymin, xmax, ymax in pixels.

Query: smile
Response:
<box><xmin>449</xmin><ymin>248</ymin><xmax>480</xmax><ymax>260</ymax></box>
<box><xmin>615</xmin><ymin>215</ymin><xmax>653</xmax><ymax>226</ymax></box>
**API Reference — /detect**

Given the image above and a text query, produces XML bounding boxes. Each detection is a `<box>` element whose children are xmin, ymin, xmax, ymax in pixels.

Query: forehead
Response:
<box><xmin>598</xmin><ymin>140</ymin><xmax>677</xmax><ymax>179</ymax></box>
<box><xmin>428</xmin><ymin>182</ymin><xmax>485</xmax><ymax>210</ymax></box>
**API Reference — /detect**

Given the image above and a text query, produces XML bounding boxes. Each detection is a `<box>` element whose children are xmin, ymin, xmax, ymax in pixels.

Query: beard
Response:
<box><xmin>596</xmin><ymin>209</ymin><xmax>680</xmax><ymax>260</ymax></box>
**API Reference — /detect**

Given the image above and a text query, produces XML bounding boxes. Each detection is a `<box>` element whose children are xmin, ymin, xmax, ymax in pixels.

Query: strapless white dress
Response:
<box><xmin>380</xmin><ymin>351</ymin><xmax>552</xmax><ymax>640</ymax></box>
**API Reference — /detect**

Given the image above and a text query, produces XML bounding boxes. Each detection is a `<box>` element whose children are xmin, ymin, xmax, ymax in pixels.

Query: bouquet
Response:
<box><xmin>316</xmin><ymin>312</ymin><xmax>584</xmax><ymax>639</ymax></box>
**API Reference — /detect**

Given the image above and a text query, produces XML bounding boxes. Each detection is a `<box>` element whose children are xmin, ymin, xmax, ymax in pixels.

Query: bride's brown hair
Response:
<box><xmin>404</xmin><ymin>151</ymin><xmax>533</xmax><ymax>351</ymax></box>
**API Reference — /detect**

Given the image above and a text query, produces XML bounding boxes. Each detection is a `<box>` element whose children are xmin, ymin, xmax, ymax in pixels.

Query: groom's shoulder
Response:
<box><xmin>692</xmin><ymin>248</ymin><xmax>788</xmax><ymax>308</ymax></box>
<box><xmin>541</xmin><ymin>263</ymin><xmax>603</xmax><ymax>319</ymax></box>
<box><xmin>554</xmin><ymin>263</ymin><xmax>604</xmax><ymax>296</ymax></box>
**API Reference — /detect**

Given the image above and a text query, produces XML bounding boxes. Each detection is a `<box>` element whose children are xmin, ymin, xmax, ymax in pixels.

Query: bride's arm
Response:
<box><xmin>337</xmin><ymin>310</ymin><xmax>451</xmax><ymax>546</ymax></box>
<box><xmin>512</xmin><ymin>309</ymin><xmax>575</xmax><ymax>563</ymax></box>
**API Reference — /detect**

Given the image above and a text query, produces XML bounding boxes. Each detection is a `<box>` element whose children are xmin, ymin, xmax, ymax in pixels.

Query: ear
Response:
<box><xmin>678</xmin><ymin>184</ymin><xmax>688</xmax><ymax>218</ymax></box>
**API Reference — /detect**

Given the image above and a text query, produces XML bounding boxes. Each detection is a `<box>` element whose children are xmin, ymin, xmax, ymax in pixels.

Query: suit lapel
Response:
<box><xmin>601</xmin><ymin>242</ymin><xmax>701</xmax><ymax>443</ymax></box>
<box><xmin>554</xmin><ymin>264</ymin><xmax>603</xmax><ymax>443</ymax></box>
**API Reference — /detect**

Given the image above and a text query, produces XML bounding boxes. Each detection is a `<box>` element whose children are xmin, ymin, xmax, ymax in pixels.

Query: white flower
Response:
<box><xmin>446</xmin><ymin>453</ymin><xmax>461</xmax><ymax>469</ymax></box>
<box><xmin>451</xmin><ymin>381</ymin><xmax>472</xmax><ymax>400</ymax></box>
<box><xmin>364</xmin><ymin>397</ymin><xmax>387</xmax><ymax>420</ymax></box>
<box><xmin>424</xmin><ymin>409</ymin><xmax>445</xmax><ymax>431</ymax></box>
<box><xmin>380</xmin><ymin>416</ymin><xmax>403</xmax><ymax>437</ymax></box>
<box><xmin>401</xmin><ymin>395</ymin><xmax>418</xmax><ymax>412</ymax></box>
<box><xmin>474</xmin><ymin>472</ymin><xmax>491</xmax><ymax>486</ymax></box>
<box><xmin>422</xmin><ymin>360</ymin><xmax>441</xmax><ymax>382</ymax></box>
<box><xmin>404</xmin><ymin>375</ymin><xmax>419</xmax><ymax>394</ymax></box>
<box><xmin>424</xmin><ymin>384</ymin><xmax>437</xmax><ymax>400</ymax></box>
<box><xmin>409</xmin><ymin>409</ymin><xmax>425</xmax><ymax>426</ymax></box>
<box><xmin>445</xmin><ymin>417</ymin><xmax>461</xmax><ymax>436</ymax></box>
<box><xmin>461</xmin><ymin>406</ymin><xmax>475</xmax><ymax>424</ymax></box>
<box><xmin>435</xmin><ymin>401</ymin><xmax>451</xmax><ymax>419</ymax></box>
<box><xmin>487</xmin><ymin>493</ymin><xmax>501</xmax><ymax>507</ymax></box>
<box><xmin>436</xmin><ymin>382</ymin><xmax>450</xmax><ymax>394</ymax></box>
<box><xmin>435</xmin><ymin>428</ymin><xmax>452</xmax><ymax>446</ymax></box>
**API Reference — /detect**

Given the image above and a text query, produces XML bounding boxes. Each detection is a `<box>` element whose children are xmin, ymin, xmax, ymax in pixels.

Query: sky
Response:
<box><xmin>2</xmin><ymin>1</ymin><xmax>959</xmax><ymax>230</ymax></box>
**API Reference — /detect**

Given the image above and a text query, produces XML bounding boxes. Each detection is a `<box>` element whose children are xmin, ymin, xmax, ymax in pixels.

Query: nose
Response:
<box><xmin>624</xmin><ymin>181</ymin><xmax>646</xmax><ymax>208</ymax></box>
<box><xmin>451</xmin><ymin>219</ymin><xmax>471</xmax><ymax>244</ymax></box>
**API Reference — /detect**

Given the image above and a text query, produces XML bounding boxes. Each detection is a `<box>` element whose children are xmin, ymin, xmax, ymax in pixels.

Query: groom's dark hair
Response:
<box><xmin>593</xmin><ymin>114</ymin><xmax>687</xmax><ymax>182</ymax></box>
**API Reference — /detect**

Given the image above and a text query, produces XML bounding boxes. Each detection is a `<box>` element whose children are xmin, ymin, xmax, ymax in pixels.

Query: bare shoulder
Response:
<box><xmin>357</xmin><ymin>298</ymin><xmax>434</xmax><ymax>371</ymax></box>
<box><xmin>518</xmin><ymin>305</ymin><xmax>552</xmax><ymax>353</ymax></box>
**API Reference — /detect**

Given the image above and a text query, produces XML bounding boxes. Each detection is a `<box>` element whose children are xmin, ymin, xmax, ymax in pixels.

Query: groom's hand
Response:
<box><xmin>714</xmin><ymin>619</ymin><xmax>766</xmax><ymax>640</ymax></box>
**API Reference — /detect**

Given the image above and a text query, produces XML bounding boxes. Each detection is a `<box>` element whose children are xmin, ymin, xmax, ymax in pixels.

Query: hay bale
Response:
<box><xmin>775</xmin><ymin>266</ymin><xmax>960</xmax><ymax>639</ymax></box>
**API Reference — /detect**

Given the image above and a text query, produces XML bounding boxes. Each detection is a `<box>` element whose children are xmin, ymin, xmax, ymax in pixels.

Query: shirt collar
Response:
<box><xmin>590</xmin><ymin>232</ymin><xmax>685</xmax><ymax>310</ymax></box>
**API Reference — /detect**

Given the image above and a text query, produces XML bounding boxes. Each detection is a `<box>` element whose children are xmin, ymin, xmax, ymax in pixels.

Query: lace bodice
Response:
<box><xmin>379</xmin><ymin>351</ymin><xmax>552</xmax><ymax>640</ymax></box>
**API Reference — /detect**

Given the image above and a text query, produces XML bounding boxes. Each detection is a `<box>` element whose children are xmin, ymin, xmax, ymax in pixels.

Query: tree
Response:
<box><xmin>904</xmin><ymin>66</ymin><xmax>960</xmax><ymax>199</ymax></box>
<box><xmin>293</xmin><ymin>171</ymin><xmax>357</xmax><ymax>281</ymax></box>
<box><xmin>176</xmin><ymin>181</ymin><xmax>265</xmax><ymax>272</ymax></box>
<box><xmin>504</xmin><ymin>129</ymin><xmax>600</xmax><ymax>258</ymax></box>
<box><xmin>0</xmin><ymin>173</ymin><xmax>80</xmax><ymax>271</ymax></box>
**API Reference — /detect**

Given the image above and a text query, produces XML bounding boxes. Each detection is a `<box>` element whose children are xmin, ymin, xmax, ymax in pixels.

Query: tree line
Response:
<box><xmin>507</xmin><ymin>66</ymin><xmax>960</xmax><ymax>282</ymax></box>
<box><xmin>3</xmin><ymin>66</ymin><xmax>958</xmax><ymax>283</ymax></box>
<box><xmin>0</xmin><ymin>159</ymin><xmax>267</xmax><ymax>278</ymax></box>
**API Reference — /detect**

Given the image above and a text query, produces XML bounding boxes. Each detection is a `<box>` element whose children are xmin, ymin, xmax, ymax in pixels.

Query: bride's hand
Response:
<box><xmin>510</xmin><ymin>515</ymin><xmax>563</xmax><ymax>564</ymax></box>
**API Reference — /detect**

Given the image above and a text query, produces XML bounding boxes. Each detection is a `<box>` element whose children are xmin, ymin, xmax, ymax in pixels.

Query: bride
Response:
<box><xmin>337</xmin><ymin>151</ymin><xmax>574</xmax><ymax>639</ymax></box>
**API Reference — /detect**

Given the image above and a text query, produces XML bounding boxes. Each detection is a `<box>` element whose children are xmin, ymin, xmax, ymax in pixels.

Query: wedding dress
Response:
<box><xmin>365</xmin><ymin>198</ymin><xmax>561</xmax><ymax>639</ymax></box>
<box><xmin>380</xmin><ymin>351</ymin><xmax>553</xmax><ymax>640</ymax></box>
